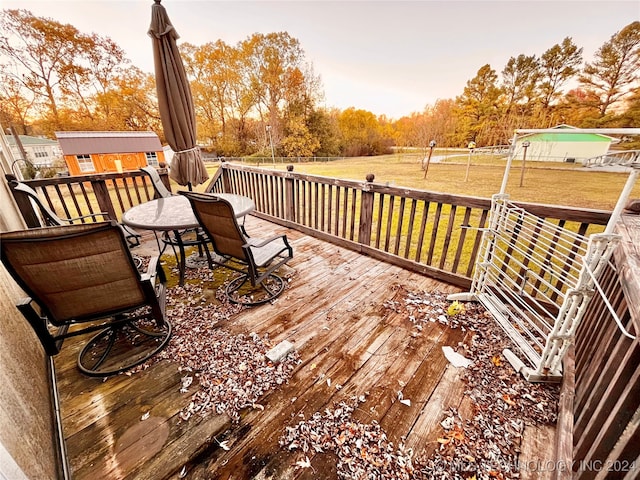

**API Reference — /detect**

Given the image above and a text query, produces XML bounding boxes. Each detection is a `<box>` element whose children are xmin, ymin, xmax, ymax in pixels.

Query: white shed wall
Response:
<box><xmin>514</xmin><ymin>139</ymin><xmax>611</xmax><ymax>163</ymax></box>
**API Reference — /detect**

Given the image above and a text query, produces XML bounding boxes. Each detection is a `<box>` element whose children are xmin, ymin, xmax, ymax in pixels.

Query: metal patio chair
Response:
<box><xmin>180</xmin><ymin>191</ymin><xmax>293</xmax><ymax>306</ymax></box>
<box><xmin>0</xmin><ymin>221</ymin><xmax>172</xmax><ymax>377</ymax></box>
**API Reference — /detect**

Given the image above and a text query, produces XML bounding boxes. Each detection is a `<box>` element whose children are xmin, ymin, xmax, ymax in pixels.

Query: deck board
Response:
<box><xmin>54</xmin><ymin>215</ymin><xmax>556</xmax><ymax>479</ymax></box>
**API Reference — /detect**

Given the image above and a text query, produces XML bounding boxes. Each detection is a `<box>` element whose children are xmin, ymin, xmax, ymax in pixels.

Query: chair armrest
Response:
<box><xmin>243</xmin><ymin>234</ymin><xmax>288</xmax><ymax>249</ymax></box>
<box><xmin>140</xmin><ymin>255</ymin><xmax>166</xmax><ymax>285</ymax></box>
<box><xmin>67</xmin><ymin>212</ymin><xmax>111</xmax><ymax>223</ymax></box>
<box><xmin>16</xmin><ymin>297</ymin><xmax>64</xmax><ymax>355</ymax></box>
<box><xmin>243</xmin><ymin>235</ymin><xmax>292</xmax><ymax>268</ymax></box>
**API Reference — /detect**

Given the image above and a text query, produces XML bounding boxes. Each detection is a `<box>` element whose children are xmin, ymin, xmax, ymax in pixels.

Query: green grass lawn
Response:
<box><xmin>257</xmin><ymin>154</ymin><xmax>638</xmax><ymax>211</ymax></box>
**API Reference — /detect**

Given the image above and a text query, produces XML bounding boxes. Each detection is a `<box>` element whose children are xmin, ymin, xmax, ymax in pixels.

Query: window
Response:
<box><xmin>34</xmin><ymin>146</ymin><xmax>48</xmax><ymax>158</ymax></box>
<box><xmin>145</xmin><ymin>152</ymin><xmax>159</xmax><ymax>166</ymax></box>
<box><xmin>76</xmin><ymin>154</ymin><xmax>95</xmax><ymax>172</ymax></box>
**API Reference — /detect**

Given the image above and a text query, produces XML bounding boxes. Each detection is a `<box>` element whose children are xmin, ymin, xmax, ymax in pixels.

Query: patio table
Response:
<box><xmin>122</xmin><ymin>193</ymin><xmax>255</xmax><ymax>285</ymax></box>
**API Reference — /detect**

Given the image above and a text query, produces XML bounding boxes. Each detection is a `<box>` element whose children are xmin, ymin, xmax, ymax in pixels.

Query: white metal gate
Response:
<box><xmin>450</xmin><ymin>128</ymin><xmax>640</xmax><ymax>382</ymax></box>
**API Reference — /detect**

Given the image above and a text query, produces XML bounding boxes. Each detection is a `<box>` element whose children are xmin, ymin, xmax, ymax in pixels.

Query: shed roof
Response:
<box><xmin>519</xmin><ymin>125</ymin><xmax>618</xmax><ymax>143</ymax></box>
<box><xmin>524</xmin><ymin>133</ymin><xmax>612</xmax><ymax>142</ymax></box>
<box><xmin>55</xmin><ymin>131</ymin><xmax>162</xmax><ymax>155</ymax></box>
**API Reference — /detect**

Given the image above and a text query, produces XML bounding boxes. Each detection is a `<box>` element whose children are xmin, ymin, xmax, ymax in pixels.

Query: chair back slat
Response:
<box><xmin>1</xmin><ymin>222</ymin><xmax>145</xmax><ymax>323</ymax></box>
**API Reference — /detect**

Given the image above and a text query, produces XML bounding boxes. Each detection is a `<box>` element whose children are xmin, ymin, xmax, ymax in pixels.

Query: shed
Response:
<box><xmin>513</xmin><ymin>124</ymin><xmax>618</xmax><ymax>163</ymax></box>
<box><xmin>55</xmin><ymin>131</ymin><xmax>165</xmax><ymax>176</ymax></box>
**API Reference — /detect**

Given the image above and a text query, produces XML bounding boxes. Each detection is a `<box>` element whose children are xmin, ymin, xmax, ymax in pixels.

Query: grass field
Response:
<box><xmin>220</xmin><ymin>153</ymin><xmax>639</xmax><ymax>211</ymax></box>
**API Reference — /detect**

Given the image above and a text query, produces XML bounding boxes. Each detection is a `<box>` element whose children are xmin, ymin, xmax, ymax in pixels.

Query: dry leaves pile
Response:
<box><xmin>383</xmin><ymin>290</ymin><xmax>471</xmax><ymax>331</ymax></box>
<box><xmin>132</xmin><ymin>265</ymin><xmax>300</xmax><ymax>423</ymax></box>
<box><xmin>282</xmin><ymin>289</ymin><xmax>560</xmax><ymax>479</ymax></box>
<box><xmin>281</xmin><ymin>398</ymin><xmax>418</xmax><ymax>479</ymax></box>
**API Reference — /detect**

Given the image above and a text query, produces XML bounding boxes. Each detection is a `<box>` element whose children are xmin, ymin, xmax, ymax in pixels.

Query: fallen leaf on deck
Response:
<box><xmin>180</xmin><ymin>375</ymin><xmax>193</xmax><ymax>393</ymax></box>
<box><xmin>447</xmin><ymin>300</ymin><xmax>466</xmax><ymax>316</ymax></box>
<box><xmin>295</xmin><ymin>456</ymin><xmax>312</xmax><ymax>469</ymax></box>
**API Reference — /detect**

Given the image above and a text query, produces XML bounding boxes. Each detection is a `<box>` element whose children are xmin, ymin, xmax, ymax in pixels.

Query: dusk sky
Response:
<box><xmin>4</xmin><ymin>0</ymin><xmax>639</xmax><ymax>119</ymax></box>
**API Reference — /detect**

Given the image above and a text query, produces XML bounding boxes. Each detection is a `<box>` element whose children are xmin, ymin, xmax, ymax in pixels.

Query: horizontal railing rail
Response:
<box><xmin>202</xmin><ymin>155</ymin><xmax>348</xmax><ymax>164</ymax></box>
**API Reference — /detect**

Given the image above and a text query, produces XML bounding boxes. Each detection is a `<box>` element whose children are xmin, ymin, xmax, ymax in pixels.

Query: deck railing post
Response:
<box><xmin>5</xmin><ymin>173</ymin><xmax>41</xmax><ymax>227</ymax></box>
<box><xmin>90</xmin><ymin>178</ymin><xmax>117</xmax><ymax>220</ymax></box>
<box><xmin>285</xmin><ymin>165</ymin><xmax>295</xmax><ymax>222</ymax></box>
<box><xmin>221</xmin><ymin>161</ymin><xmax>232</xmax><ymax>193</ymax></box>
<box><xmin>158</xmin><ymin>167</ymin><xmax>172</xmax><ymax>194</ymax></box>
<box><xmin>358</xmin><ymin>173</ymin><xmax>375</xmax><ymax>246</ymax></box>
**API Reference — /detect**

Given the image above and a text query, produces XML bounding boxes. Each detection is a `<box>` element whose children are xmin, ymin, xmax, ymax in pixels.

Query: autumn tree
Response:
<box><xmin>0</xmin><ymin>9</ymin><xmax>136</xmax><ymax>134</ymax></box>
<box><xmin>183</xmin><ymin>40</ymin><xmax>240</xmax><ymax>150</ymax></box>
<box><xmin>181</xmin><ymin>32</ymin><xmax>323</xmax><ymax>157</ymax></box>
<box><xmin>611</xmin><ymin>89</ymin><xmax>640</xmax><ymax>148</ymax></box>
<box><xmin>0</xmin><ymin>9</ymin><xmax>86</xmax><ymax>127</ymax></box>
<box><xmin>0</xmin><ymin>71</ymin><xmax>35</xmax><ymax>133</ymax></box>
<box><xmin>281</xmin><ymin>117</ymin><xmax>320</xmax><ymax>157</ymax></box>
<box><xmin>555</xmin><ymin>88</ymin><xmax>602</xmax><ymax>127</ymax></box>
<box><xmin>579</xmin><ymin>21</ymin><xmax>640</xmax><ymax>117</ymax></box>
<box><xmin>455</xmin><ymin>64</ymin><xmax>504</xmax><ymax>146</ymax></box>
<box><xmin>92</xmin><ymin>69</ymin><xmax>160</xmax><ymax>132</ymax></box>
<box><xmin>61</xmin><ymin>33</ymin><xmax>129</xmax><ymax>121</ymax></box>
<box><xmin>538</xmin><ymin>37</ymin><xmax>583</xmax><ymax>111</ymax></box>
<box><xmin>338</xmin><ymin>108</ymin><xmax>391</xmax><ymax>156</ymax></box>
<box><xmin>501</xmin><ymin>54</ymin><xmax>540</xmax><ymax>114</ymax></box>
<box><xmin>242</xmin><ymin>33</ymin><xmax>312</xmax><ymax>135</ymax></box>
<box><xmin>306</xmin><ymin>107</ymin><xmax>342</xmax><ymax>157</ymax></box>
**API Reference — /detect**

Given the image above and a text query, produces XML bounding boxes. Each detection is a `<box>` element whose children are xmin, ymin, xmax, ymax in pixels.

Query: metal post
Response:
<box><xmin>423</xmin><ymin>140</ymin><xmax>436</xmax><ymax>179</ymax></box>
<box><xmin>519</xmin><ymin>141</ymin><xmax>530</xmax><ymax>187</ymax></box>
<box><xmin>500</xmin><ymin>132</ymin><xmax>519</xmax><ymax>194</ymax></box>
<box><xmin>465</xmin><ymin>141</ymin><xmax>476</xmax><ymax>182</ymax></box>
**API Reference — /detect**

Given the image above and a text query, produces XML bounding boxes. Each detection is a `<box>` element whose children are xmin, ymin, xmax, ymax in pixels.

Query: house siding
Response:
<box><xmin>1</xmin><ymin>159</ymin><xmax>60</xmax><ymax>479</ymax></box>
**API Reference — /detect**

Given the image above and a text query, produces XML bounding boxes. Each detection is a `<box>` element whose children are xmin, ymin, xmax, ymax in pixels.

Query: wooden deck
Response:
<box><xmin>54</xmin><ymin>216</ymin><xmax>555</xmax><ymax>479</ymax></box>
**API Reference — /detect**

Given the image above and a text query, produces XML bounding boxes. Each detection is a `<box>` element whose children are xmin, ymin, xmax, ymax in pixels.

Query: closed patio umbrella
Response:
<box><xmin>148</xmin><ymin>0</ymin><xmax>208</xmax><ymax>189</ymax></box>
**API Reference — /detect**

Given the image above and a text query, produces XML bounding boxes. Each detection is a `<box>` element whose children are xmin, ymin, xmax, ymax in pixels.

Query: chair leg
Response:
<box><xmin>77</xmin><ymin>317</ymin><xmax>172</xmax><ymax>377</ymax></box>
<box><xmin>225</xmin><ymin>273</ymin><xmax>285</xmax><ymax>306</ymax></box>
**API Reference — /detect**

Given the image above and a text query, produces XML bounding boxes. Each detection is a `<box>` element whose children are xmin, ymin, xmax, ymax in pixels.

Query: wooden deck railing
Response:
<box><xmin>206</xmin><ymin>163</ymin><xmax>610</xmax><ymax>289</ymax></box>
<box><xmin>7</xmin><ymin>164</ymin><xmax>611</xmax><ymax>290</ymax></box>
<box><xmin>553</xmin><ymin>215</ymin><xmax>640</xmax><ymax>480</ymax></box>
<box><xmin>7</xmin><ymin>163</ymin><xmax>639</xmax><ymax>475</ymax></box>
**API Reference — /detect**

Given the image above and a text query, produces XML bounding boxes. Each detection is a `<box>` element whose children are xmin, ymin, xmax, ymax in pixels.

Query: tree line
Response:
<box><xmin>1</xmin><ymin>9</ymin><xmax>638</xmax><ymax>158</ymax></box>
